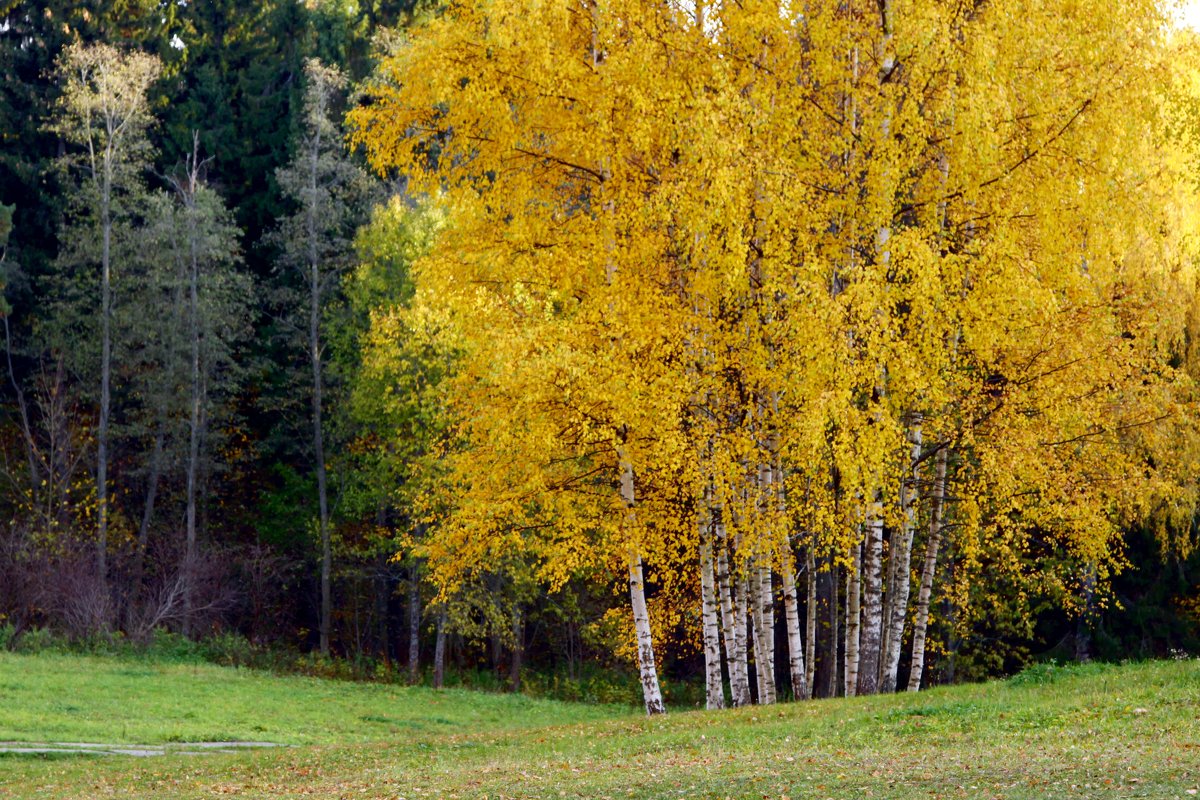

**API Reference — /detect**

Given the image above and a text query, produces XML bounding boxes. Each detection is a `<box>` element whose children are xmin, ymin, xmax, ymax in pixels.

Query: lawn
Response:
<box><xmin>1</xmin><ymin>653</ymin><xmax>1197</xmax><ymax>799</ymax></box>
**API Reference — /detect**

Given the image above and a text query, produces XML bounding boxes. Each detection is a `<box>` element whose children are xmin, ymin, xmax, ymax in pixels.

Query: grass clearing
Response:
<box><xmin>1</xmin><ymin>654</ymin><xmax>1198</xmax><ymax>798</ymax></box>
<box><xmin>0</xmin><ymin>652</ymin><xmax>624</xmax><ymax>746</ymax></box>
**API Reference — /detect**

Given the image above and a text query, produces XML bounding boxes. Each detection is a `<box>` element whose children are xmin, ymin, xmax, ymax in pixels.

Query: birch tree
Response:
<box><xmin>50</xmin><ymin>43</ymin><xmax>160</xmax><ymax>585</ymax></box>
<box><xmin>352</xmin><ymin>0</ymin><xmax>1197</xmax><ymax>704</ymax></box>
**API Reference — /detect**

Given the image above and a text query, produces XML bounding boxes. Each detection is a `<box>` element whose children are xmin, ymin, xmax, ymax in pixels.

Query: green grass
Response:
<box><xmin>0</xmin><ymin>652</ymin><xmax>623</xmax><ymax>746</ymax></box>
<box><xmin>1</xmin><ymin>653</ymin><xmax>1198</xmax><ymax>799</ymax></box>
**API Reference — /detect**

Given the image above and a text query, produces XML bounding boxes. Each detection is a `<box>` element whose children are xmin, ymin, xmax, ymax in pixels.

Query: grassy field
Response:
<box><xmin>1</xmin><ymin>653</ymin><xmax>1198</xmax><ymax>799</ymax></box>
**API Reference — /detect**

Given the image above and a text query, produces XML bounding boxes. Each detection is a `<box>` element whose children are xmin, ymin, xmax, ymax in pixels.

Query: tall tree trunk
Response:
<box><xmin>407</xmin><ymin>568</ymin><xmax>421</xmax><ymax>684</ymax></box>
<box><xmin>857</xmin><ymin>508</ymin><xmax>884</xmax><ymax>695</ymax></box>
<box><xmin>804</xmin><ymin>545</ymin><xmax>817</xmax><ymax>694</ymax></box>
<box><xmin>308</xmin><ymin>128</ymin><xmax>333</xmax><ymax>657</ymax></box>
<box><xmin>716</xmin><ymin>525</ymin><xmax>751</xmax><ymax>707</ymax></box>
<box><xmin>738</xmin><ymin>573</ymin><xmax>757</xmax><ymax>703</ymax></box>
<box><xmin>908</xmin><ymin>447</ymin><xmax>948</xmax><ymax>691</ymax></box>
<box><xmin>749</xmin><ymin>561</ymin><xmax>766</xmax><ymax>704</ymax></box>
<box><xmin>619</xmin><ymin>452</ymin><xmax>665</xmax><ymax>715</ymax></box>
<box><xmin>780</xmin><ymin>553</ymin><xmax>807</xmax><ymax>700</ymax></box>
<box><xmin>699</xmin><ymin>511</ymin><xmax>725</xmax><ymax>710</ymax></box>
<box><xmin>844</xmin><ymin>538</ymin><xmax>861</xmax><ymax>697</ymax></box>
<box><xmin>182</xmin><ymin>177</ymin><xmax>205</xmax><ymax>636</ymax></box>
<box><xmin>861</xmin><ymin>0</ymin><xmax>896</xmax><ymax>695</ymax></box>
<box><xmin>433</xmin><ymin>607</ymin><xmax>446</xmax><ymax>688</ymax></box>
<box><xmin>97</xmin><ymin>153</ymin><xmax>113</xmax><ymax>587</ymax></box>
<box><xmin>758</xmin><ymin>564</ymin><xmax>776</xmax><ymax>703</ymax></box>
<box><xmin>629</xmin><ymin>554</ymin><xmax>665</xmax><ymax>714</ymax></box>
<box><xmin>881</xmin><ymin>423</ymin><xmax>922</xmax><ymax>692</ymax></box>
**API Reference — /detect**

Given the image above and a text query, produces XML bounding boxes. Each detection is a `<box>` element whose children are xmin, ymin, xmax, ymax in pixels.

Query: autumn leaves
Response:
<box><xmin>351</xmin><ymin>0</ymin><xmax>1198</xmax><ymax>712</ymax></box>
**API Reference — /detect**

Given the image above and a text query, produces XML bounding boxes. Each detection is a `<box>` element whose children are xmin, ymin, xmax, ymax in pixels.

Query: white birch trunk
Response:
<box><xmin>881</xmin><ymin>423</ymin><xmax>923</xmax><ymax>692</ymax></box>
<box><xmin>860</xmin><ymin>0</ymin><xmax>896</xmax><ymax>696</ymax></box>
<box><xmin>857</xmin><ymin>507</ymin><xmax>884</xmax><ymax>695</ymax></box>
<box><xmin>629</xmin><ymin>554</ymin><xmax>665</xmax><ymax>715</ymax></box>
<box><xmin>757</xmin><ymin>563</ymin><xmax>776</xmax><ymax>704</ymax></box>
<box><xmin>737</xmin><ymin>573</ymin><xmax>754</xmax><ymax>703</ymax></box>
<box><xmin>908</xmin><ymin>447</ymin><xmax>948</xmax><ymax>691</ymax></box>
<box><xmin>619</xmin><ymin>453</ymin><xmax>665</xmax><ymax>715</ymax></box>
<box><xmin>844</xmin><ymin>538</ymin><xmax>861</xmax><ymax>697</ymax></box>
<box><xmin>716</xmin><ymin>527</ymin><xmax>751</xmax><ymax>707</ymax></box>
<box><xmin>748</xmin><ymin>565</ymin><xmax>764</xmax><ymax>704</ymax></box>
<box><xmin>699</xmin><ymin>513</ymin><xmax>725</xmax><ymax>710</ymax></box>
<box><xmin>780</xmin><ymin>555</ymin><xmax>807</xmax><ymax>700</ymax></box>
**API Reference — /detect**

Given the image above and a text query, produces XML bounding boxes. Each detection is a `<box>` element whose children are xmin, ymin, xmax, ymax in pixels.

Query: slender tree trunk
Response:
<box><xmin>749</xmin><ymin>560</ymin><xmax>766</xmax><ymax>704</ymax></box>
<box><xmin>619</xmin><ymin>452</ymin><xmax>665</xmax><ymax>715</ymax></box>
<box><xmin>881</xmin><ymin>423</ymin><xmax>922</xmax><ymax>692</ymax></box>
<box><xmin>510</xmin><ymin>606</ymin><xmax>523</xmax><ymax>692</ymax></box>
<box><xmin>857</xmin><ymin>508</ymin><xmax>884</xmax><ymax>695</ymax></box>
<box><xmin>716</xmin><ymin>525</ymin><xmax>751</xmax><ymax>707</ymax></box>
<box><xmin>861</xmin><ymin>0</ymin><xmax>896</xmax><ymax>696</ymax></box>
<box><xmin>407</xmin><ymin>568</ymin><xmax>421</xmax><ymax>684</ymax></box>
<box><xmin>699</xmin><ymin>511</ymin><xmax>725</xmax><ymax>709</ymax></box>
<box><xmin>307</xmin><ymin>130</ymin><xmax>333</xmax><ymax>657</ymax></box>
<box><xmin>757</xmin><ymin>563</ymin><xmax>776</xmax><ymax>704</ymax></box>
<box><xmin>780</xmin><ymin>553</ymin><xmax>807</xmax><ymax>700</ymax></box>
<box><xmin>182</xmin><ymin>187</ymin><xmax>205</xmax><ymax>636</ymax></box>
<box><xmin>738</xmin><ymin>573</ymin><xmax>756</xmax><ymax>703</ymax></box>
<box><xmin>880</xmin><ymin>527</ymin><xmax>897</xmax><ymax>685</ymax></box>
<box><xmin>844</xmin><ymin>538</ymin><xmax>861</xmax><ymax>697</ymax></box>
<box><xmin>804</xmin><ymin>545</ymin><xmax>817</xmax><ymax>695</ymax></box>
<box><xmin>629</xmin><ymin>553</ymin><xmax>665</xmax><ymax>714</ymax></box>
<box><xmin>97</xmin><ymin>155</ymin><xmax>112</xmax><ymax>586</ymax></box>
<box><xmin>908</xmin><ymin>447</ymin><xmax>948</xmax><ymax>691</ymax></box>
<box><xmin>185</xmin><ymin>205</ymin><xmax>202</xmax><ymax>564</ymax></box>
<box><xmin>433</xmin><ymin>607</ymin><xmax>446</xmax><ymax>688</ymax></box>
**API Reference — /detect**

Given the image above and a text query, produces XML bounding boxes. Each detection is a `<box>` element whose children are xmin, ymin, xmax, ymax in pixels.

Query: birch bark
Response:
<box><xmin>716</xmin><ymin>524</ymin><xmax>752</xmax><ymax>706</ymax></box>
<box><xmin>881</xmin><ymin>423</ymin><xmax>922</xmax><ymax>692</ymax></box>
<box><xmin>844</xmin><ymin>538</ymin><xmax>861</xmax><ymax>697</ymax></box>
<box><xmin>781</xmin><ymin>554</ymin><xmax>807</xmax><ymax>700</ymax></box>
<box><xmin>619</xmin><ymin>452</ymin><xmax>665</xmax><ymax>715</ymax></box>
<box><xmin>908</xmin><ymin>447</ymin><xmax>948</xmax><ymax>690</ymax></box>
<box><xmin>699</xmin><ymin>510</ymin><xmax>726</xmax><ymax>709</ymax></box>
<box><xmin>857</xmin><ymin>509</ymin><xmax>884</xmax><ymax>695</ymax></box>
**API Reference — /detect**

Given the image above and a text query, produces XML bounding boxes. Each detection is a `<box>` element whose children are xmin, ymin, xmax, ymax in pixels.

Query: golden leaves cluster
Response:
<box><xmin>351</xmin><ymin>0</ymin><xmax>1200</xmax><ymax>610</ymax></box>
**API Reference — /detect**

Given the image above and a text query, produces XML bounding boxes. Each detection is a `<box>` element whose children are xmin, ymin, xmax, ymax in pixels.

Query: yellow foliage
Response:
<box><xmin>350</xmin><ymin>0</ymin><xmax>1200</xmax><ymax>634</ymax></box>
